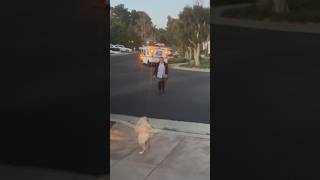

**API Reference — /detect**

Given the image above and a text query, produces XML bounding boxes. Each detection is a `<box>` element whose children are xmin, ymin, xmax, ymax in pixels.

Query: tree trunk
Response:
<box><xmin>194</xmin><ymin>43</ymin><xmax>201</xmax><ymax>66</ymax></box>
<box><xmin>188</xmin><ymin>47</ymin><xmax>193</xmax><ymax>60</ymax></box>
<box><xmin>205</xmin><ymin>38</ymin><xmax>210</xmax><ymax>56</ymax></box>
<box><xmin>207</xmin><ymin>39</ymin><xmax>210</xmax><ymax>55</ymax></box>
<box><xmin>193</xmin><ymin>48</ymin><xmax>197</xmax><ymax>65</ymax></box>
<box><xmin>272</xmin><ymin>0</ymin><xmax>289</xmax><ymax>13</ymax></box>
<box><xmin>184</xmin><ymin>49</ymin><xmax>188</xmax><ymax>59</ymax></box>
<box><xmin>207</xmin><ymin>36</ymin><xmax>210</xmax><ymax>55</ymax></box>
<box><xmin>258</xmin><ymin>0</ymin><xmax>270</xmax><ymax>6</ymax></box>
<box><xmin>186</xmin><ymin>49</ymin><xmax>190</xmax><ymax>59</ymax></box>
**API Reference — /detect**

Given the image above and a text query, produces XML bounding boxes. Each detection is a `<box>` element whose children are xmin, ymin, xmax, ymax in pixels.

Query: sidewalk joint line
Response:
<box><xmin>115</xmin><ymin>145</ymin><xmax>140</xmax><ymax>164</ymax></box>
<box><xmin>143</xmin><ymin>136</ymin><xmax>186</xmax><ymax>180</ymax></box>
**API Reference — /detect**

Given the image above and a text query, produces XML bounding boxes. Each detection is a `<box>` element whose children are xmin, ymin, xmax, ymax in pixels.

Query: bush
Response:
<box><xmin>288</xmin><ymin>0</ymin><xmax>320</xmax><ymax>10</ymax></box>
<box><xmin>180</xmin><ymin>58</ymin><xmax>210</xmax><ymax>69</ymax></box>
<box><xmin>222</xmin><ymin>4</ymin><xmax>273</xmax><ymax>20</ymax></box>
<box><xmin>168</xmin><ymin>57</ymin><xmax>187</xmax><ymax>64</ymax></box>
<box><xmin>222</xmin><ymin>0</ymin><xmax>320</xmax><ymax>23</ymax></box>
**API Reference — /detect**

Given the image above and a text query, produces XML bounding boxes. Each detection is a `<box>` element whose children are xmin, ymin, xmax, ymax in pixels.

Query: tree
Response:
<box><xmin>177</xmin><ymin>5</ymin><xmax>210</xmax><ymax>66</ymax></box>
<box><xmin>166</xmin><ymin>16</ymin><xmax>178</xmax><ymax>46</ymax></box>
<box><xmin>110</xmin><ymin>21</ymin><xmax>127</xmax><ymax>45</ymax></box>
<box><xmin>166</xmin><ymin>16</ymin><xmax>188</xmax><ymax>57</ymax></box>
<box><xmin>110</xmin><ymin>4</ymin><xmax>144</xmax><ymax>48</ymax></box>
<box><xmin>258</xmin><ymin>0</ymin><xmax>289</xmax><ymax>14</ymax></box>
<box><xmin>134</xmin><ymin>11</ymin><xmax>153</xmax><ymax>41</ymax></box>
<box><xmin>111</xmin><ymin>4</ymin><xmax>131</xmax><ymax>26</ymax></box>
<box><xmin>154</xmin><ymin>28</ymin><xmax>169</xmax><ymax>45</ymax></box>
<box><xmin>272</xmin><ymin>0</ymin><xmax>289</xmax><ymax>13</ymax></box>
<box><xmin>126</xmin><ymin>26</ymin><xmax>143</xmax><ymax>49</ymax></box>
<box><xmin>130</xmin><ymin>10</ymin><xmax>140</xmax><ymax>26</ymax></box>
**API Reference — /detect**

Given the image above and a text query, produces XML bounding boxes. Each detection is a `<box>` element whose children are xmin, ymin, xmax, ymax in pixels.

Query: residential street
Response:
<box><xmin>110</xmin><ymin>54</ymin><xmax>210</xmax><ymax>124</ymax></box>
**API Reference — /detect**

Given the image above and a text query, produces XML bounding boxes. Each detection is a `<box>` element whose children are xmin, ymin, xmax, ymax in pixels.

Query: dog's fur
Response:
<box><xmin>135</xmin><ymin>116</ymin><xmax>156</xmax><ymax>155</ymax></box>
<box><xmin>110</xmin><ymin>128</ymin><xmax>123</xmax><ymax>141</ymax></box>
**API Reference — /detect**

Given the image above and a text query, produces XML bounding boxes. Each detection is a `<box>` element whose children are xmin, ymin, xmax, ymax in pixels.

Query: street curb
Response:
<box><xmin>110</xmin><ymin>114</ymin><xmax>210</xmax><ymax>139</ymax></box>
<box><xmin>110</xmin><ymin>52</ymin><xmax>137</xmax><ymax>56</ymax></box>
<box><xmin>169</xmin><ymin>63</ymin><xmax>210</xmax><ymax>73</ymax></box>
<box><xmin>213</xmin><ymin>4</ymin><xmax>320</xmax><ymax>34</ymax></box>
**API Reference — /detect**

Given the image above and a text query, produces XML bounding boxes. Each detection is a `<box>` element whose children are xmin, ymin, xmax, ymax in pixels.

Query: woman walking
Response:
<box><xmin>153</xmin><ymin>58</ymin><xmax>169</xmax><ymax>95</ymax></box>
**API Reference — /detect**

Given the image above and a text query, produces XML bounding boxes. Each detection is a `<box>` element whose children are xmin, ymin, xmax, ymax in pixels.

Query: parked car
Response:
<box><xmin>115</xmin><ymin>44</ymin><xmax>132</xmax><ymax>53</ymax></box>
<box><xmin>110</xmin><ymin>47</ymin><xmax>121</xmax><ymax>54</ymax></box>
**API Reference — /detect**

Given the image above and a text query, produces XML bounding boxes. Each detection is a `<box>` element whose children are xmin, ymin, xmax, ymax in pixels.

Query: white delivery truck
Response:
<box><xmin>138</xmin><ymin>45</ymin><xmax>170</xmax><ymax>65</ymax></box>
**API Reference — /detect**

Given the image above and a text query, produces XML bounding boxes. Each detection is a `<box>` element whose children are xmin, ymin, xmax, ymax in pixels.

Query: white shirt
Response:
<box><xmin>157</xmin><ymin>63</ymin><xmax>165</xmax><ymax>78</ymax></box>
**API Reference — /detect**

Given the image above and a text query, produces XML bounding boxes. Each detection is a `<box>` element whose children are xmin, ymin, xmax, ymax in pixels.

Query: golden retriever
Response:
<box><xmin>135</xmin><ymin>116</ymin><xmax>156</xmax><ymax>155</ymax></box>
<box><xmin>110</xmin><ymin>128</ymin><xmax>123</xmax><ymax>141</ymax></box>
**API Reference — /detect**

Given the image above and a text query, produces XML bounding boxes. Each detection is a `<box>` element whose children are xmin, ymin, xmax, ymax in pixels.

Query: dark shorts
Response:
<box><xmin>156</xmin><ymin>78</ymin><xmax>165</xmax><ymax>82</ymax></box>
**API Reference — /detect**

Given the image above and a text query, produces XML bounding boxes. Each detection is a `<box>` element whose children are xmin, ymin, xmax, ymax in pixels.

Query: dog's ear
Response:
<box><xmin>141</xmin><ymin>116</ymin><xmax>149</xmax><ymax>122</ymax></box>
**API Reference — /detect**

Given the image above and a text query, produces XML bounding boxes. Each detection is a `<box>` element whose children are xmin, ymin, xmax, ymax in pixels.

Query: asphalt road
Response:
<box><xmin>110</xmin><ymin>54</ymin><xmax>210</xmax><ymax>123</ymax></box>
<box><xmin>213</xmin><ymin>24</ymin><xmax>320</xmax><ymax>179</ymax></box>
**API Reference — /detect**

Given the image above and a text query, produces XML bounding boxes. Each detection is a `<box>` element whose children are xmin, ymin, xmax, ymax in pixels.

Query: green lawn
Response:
<box><xmin>221</xmin><ymin>0</ymin><xmax>320</xmax><ymax>23</ymax></box>
<box><xmin>168</xmin><ymin>54</ymin><xmax>210</xmax><ymax>69</ymax></box>
<box><xmin>180</xmin><ymin>57</ymin><xmax>210</xmax><ymax>69</ymax></box>
<box><xmin>168</xmin><ymin>57</ymin><xmax>187</xmax><ymax>64</ymax></box>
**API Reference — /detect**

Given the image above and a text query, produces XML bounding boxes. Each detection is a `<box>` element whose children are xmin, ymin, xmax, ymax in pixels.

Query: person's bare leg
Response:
<box><xmin>162</xmin><ymin>80</ymin><xmax>166</xmax><ymax>94</ymax></box>
<box><xmin>158</xmin><ymin>81</ymin><xmax>162</xmax><ymax>95</ymax></box>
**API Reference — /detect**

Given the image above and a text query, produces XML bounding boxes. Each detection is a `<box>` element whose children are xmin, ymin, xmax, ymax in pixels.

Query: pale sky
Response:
<box><xmin>110</xmin><ymin>0</ymin><xmax>210</xmax><ymax>28</ymax></box>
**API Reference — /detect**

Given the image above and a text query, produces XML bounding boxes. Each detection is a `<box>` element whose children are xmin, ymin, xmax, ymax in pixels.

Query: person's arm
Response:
<box><xmin>153</xmin><ymin>63</ymin><xmax>158</xmax><ymax>77</ymax></box>
<box><xmin>165</xmin><ymin>64</ymin><xmax>169</xmax><ymax>75</ymax></box>
<box><xmin>164</xmin><ymin>64</ymin><xmax>169</xmax><ymax>78</ymax></box>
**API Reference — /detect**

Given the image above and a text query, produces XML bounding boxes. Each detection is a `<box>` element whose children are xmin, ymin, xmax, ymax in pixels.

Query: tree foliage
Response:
<box><xmin>166</xmin><ymin>5</ymin><xmax>210</xmax><ymax>66</ymax></box>
<box><xmin>134</xmin><ymin>11</ymin><xmax>153</xmax><ymax>40</ymax></box>
<box><xmin>154</xmin><ymin>28</ymin><xmax>169</xmax><ymax>45</ymax></box>
<box><xmin>111</xmin><ymin>4</ymin><xmax>131</xmax><ymax>26</ymax></box>
<box><xmin>110</xmin><ymin>3</ymin><xmax>210</xmax><ymax>64</ymax></box>
<box><xmin>110</xmin><ymin>4</ymin><xmax>154</xmax><ymax>49</ymax></box>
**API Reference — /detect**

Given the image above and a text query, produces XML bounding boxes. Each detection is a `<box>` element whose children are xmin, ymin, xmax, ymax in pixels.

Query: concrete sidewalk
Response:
<box><xmin>110</xmin><ymin>115</ymin><xmax>210</xmax><ymax>180</ymax></box>
<box><xmin>110</xmin><ymin>114</ymin><xmax>210</xmax><ymax>138</ymax></box>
